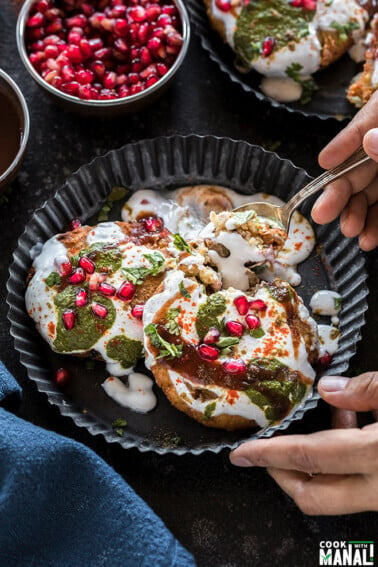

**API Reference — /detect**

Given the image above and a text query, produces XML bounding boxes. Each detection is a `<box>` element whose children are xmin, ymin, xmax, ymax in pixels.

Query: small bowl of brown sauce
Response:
<box><xmin>0</xmin><ymin>69</ymin><xmax>30</xmax><ymax>193</ymax></box>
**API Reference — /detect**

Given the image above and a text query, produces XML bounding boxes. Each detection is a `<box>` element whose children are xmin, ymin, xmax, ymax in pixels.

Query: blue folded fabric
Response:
<box><xmin>0</xmin><ymin>361</ymin><xmax>195</xmax><ymax>567</ymax></box>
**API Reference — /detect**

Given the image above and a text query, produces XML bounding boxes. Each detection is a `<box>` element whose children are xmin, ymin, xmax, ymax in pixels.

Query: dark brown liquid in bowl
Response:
<box><xmin>0</xmin><ymin>90</ymin><xmax>22</xmax><ymax>176</ymax></box>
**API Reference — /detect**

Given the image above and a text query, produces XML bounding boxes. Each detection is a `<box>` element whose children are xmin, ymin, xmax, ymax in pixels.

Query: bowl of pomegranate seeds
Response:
<box><xmin>17</xmin><ymin>0</ymin><xmax>190</xmax><ymax>115</ymax></box>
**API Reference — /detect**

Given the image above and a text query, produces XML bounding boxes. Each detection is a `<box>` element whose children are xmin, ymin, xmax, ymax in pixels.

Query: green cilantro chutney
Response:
<box><xmin>79</xmin><ymin>242</ymin><xmax>122</xmax><ymax>273</ymax></box>
<box><xmin>234</xmin><ymin>0</ymin><xmax>314</xmax><ymax>64</ymax></box>
<box><xmin>195</xmin><ymin>293</ymin><xmax>226</xmax><ymax>339</ymax></box>
<box><xmin>106</xmin><ymin>335</ymin><xmax>143</xmax><ymax>369</ymax></box>
<box><xmin>53</xmin><ymin>287</ymin><xmax>115</xmax><ymax>352</ymax></box>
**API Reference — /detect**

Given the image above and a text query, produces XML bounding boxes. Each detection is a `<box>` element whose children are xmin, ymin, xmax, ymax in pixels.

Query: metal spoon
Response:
<box><xmin>233</xmin><ymin>146</ymin><xmax>370</xmax><ymax>232</ymax></box>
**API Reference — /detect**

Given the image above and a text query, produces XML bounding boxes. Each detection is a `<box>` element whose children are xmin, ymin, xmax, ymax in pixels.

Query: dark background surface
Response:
<box><xmin>1</xmin><ymin>2</ymin><xmax>378</xmax><ymax>566</ymax></box>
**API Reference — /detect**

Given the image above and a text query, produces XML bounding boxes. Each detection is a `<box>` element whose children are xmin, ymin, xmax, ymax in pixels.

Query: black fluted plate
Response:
<box><xmin>187</xmin><ymin>0</ymin><xmax>361</xmax><ymax>121</ymax></box>
<box><xmin>7</xmin><ymin>136</ymin><xmax>368</xmax><ymax>454</ymax></box>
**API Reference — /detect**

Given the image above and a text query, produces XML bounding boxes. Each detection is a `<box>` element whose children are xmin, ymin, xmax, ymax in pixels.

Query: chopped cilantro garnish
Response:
<box><xmin>285</xmin><ymin>62</ymin><xmax>318</xmax><ymax>104</ymax></box>
<box><xmin>98</xmin><ymin>203</ymin><xmax>111</xmax><ymax>222</ymax></box>
<box><xmin>334</xmin><ymin>296</ymin><xmax>342</xmax><ymax>310</ymax></box>
<box><xmin>217</xmin><ymin>336</ymin><xmax>240</xmax><ymax>354</ymax></box>
<box><xmin>165</xmin><ymin>308</ymin><xmax>181</xmax><ymax>335</ymax></box>
<box><xmin>204</xmin><ymin>401</ymin><xmax>217</xmax><ymax>419</ymax></box>
<box><xmin>249</xmin><ymin>328</ymin><xmax>265</xmax><ymax>339</ymax></box>
<box><xmin>173</xmin><ymin>233</ymin><xmax>191</xmax><ymax>253</ymax></box>
<box><xmin>144</xmin><ymin>324</ymin><xmax>183</xmax><ymax>359</ymax></box>
<box><xmin>108</xmin><ymin>186</ymin><xmax>127</xmax><ymax>202</ymax></box>
<box><xmin>179</xmin><ymin>281</ymin><xmax>191</xmax><ymax>299</ymax></box>
<box><xmin>122</xmin><ymin>252</ymin><xmax>165</xmax><ymax>285</ymax></box>
<box><xmin>98</xmin><ymin>186</ymin><xmax>128</xmax><ymax>221</ymax></box>
<box><xmin>45</xmin><ymin>271</ymin><xmax>62</xmax><ymax>287</ymax></box>
<box><xmin>112</xmin><ymin>418</ymin><xmax>128</xmax><ymax>428</ymax></box>
<box><xmin>115</xmin><ymin>428</ymin><xmax>124</xmax><ymax>437</ymax></box>
<box><xmin>330</xmin><ymin>20</ymin><xmax>359</xmax><ymax>42</ymax></box>
<box><xmin>231</xmin><ymin>210</ymin><xmax>256</xmax><ymax>227</ymax></box>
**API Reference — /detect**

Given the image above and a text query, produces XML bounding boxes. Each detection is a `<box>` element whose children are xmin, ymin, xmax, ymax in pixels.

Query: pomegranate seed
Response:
<box><xmin>203</xmin><ymin>327</ymin><xmax>220</xmax><ymax>345</ymax></box>
<box><xmin>54</xmin><ymin>255</ymin><xmax>73</xmax><ymax>276</ymax></box>
<box><xmin>157</xmin><ymin>14</ymin><xmax>171</xmax><ymax>26</ymax></box>
<box><xmin>291</xmin><ymin>0</ymin><xmax>303</xmax><ymax>5</ymax></box>
<box><xmin>36</xmin><ymin>0</ymin><xmax>50</xmax><ymax>13</ymax></box>
<box><xmin>76</xmin><ymin>69</ymin><xmax>94</xmax><ymax>84</ymax></box>
<box><xmin>91</xmin><ymin>302</ymin><xmax>108</xmax><ymax>319</ymax></box>
<box><xmin>140</xmin><ymin>46</ymin><xmax>152</xmax><ymax>65</ymax></box>
<box><xmin>245</xmin><ymin>315</ymin><xmax>260</xmax><ymax>329</ymax></box>
<box><xmin>249</xmin><ymin>299</ymin><xmax>267</xmax><ymax>311</ymax></box>
<box><xmin>140</xmin><ymin>64</ymin><xmax>157</xmax><ymax>79</ymax></box>
<box><xmin>233</xmin><ymin>296</ymin><xmax>249</xmax><ymax>316</ymax></box>
<box><xmin>54</xmin><ymin>367</ymin><xmax>70</xmax><ymax>385</ymax></box>
<box><xmin>118</xmin><ymin>84</ymin><xmax>130</xmax><ymax>97</ymax></box>
<box><xmin>89</xmin><ymin>273</ymin><xmax>99</xmax><ymax>291</ymax></box>
<box><xmin>146</xmin><ymin>5</ymin><xmax>161</xmax><ymax>20</ymax></box>
<box><xmin>130</xmin><ymin>83</ymin><xmax>143</xmax><ymax>95</ymax></box>
<box><xmin>78</xmin><ymin>256</ymin><xmax>95</xmax><ymax>273</ymax></box>
<box><xmin>117</xmin><ymin>281</ymin><xmax>136</xmax><ymax>301</ymax></box>
<box><xmin>156</xmin><ymin>62</ymin><xmax>168</xmax><ymax>76</ymax></box>
<box><xmin>166</xmin><ymin>31</ymin><xmax>183</xmax><ymax>47</ymax></box>
<box><xmin>52</xmin><ymin>74</ymin><xmax>62</xmax><ymax>88</ymax></box>
<box><xmin>114</xmin><ymin>18</ymin><xmax>128</xmax><ymax>36</ymax></box>
<box><xmin>62</xmin><ymin>309</ymin><xmax>75</xmax><ymax>330</ymax></box>
<box><xmin>142</xmin><ymin>216</ymin><xmax>164</xmax><ymax>232</ymax></box>
<box><xmin>44</xmin><ymin>44</ymin><xmax>59</xmax><ymax>58</ymax></box>
<box><xmin>27</xmin><ymin>13</ymin><xmax>45</xmax><ymax>28</ymax></box>
<box><xmin>91</xmin><ymin>60</ymin><xmax>106</xmax><ymax>77</ymax></box>
<box><xmin>66</xmin><ymin>44</ymin><xmax>83</xmax><ymax>64</ymax></box>
<box><xmin>31</xmin><ymin>40</ymin><xmax>45</xmax><ymax>51</ymax></box>
<box><xmin>98</xmin><ymin>88</ymin><xmax>117</xmax><ymax>99</ymax></box>
<box><xmin>81</xmin><ymin>3</ymin><xmax>95</xmax><ymax>16</ymax></box>
<box><xmin>128</xmin><ymin>72</ymin><xmax>140</xmax><ymax>84</ymax></box>
<box><xmin>152</xmin><ymin>27</ymin><xmax>164</xmax><ymax>39</ymax></box>
<box><xmin>147</xmin><ymin>37</ymin><xmax>161</xmax><ymax>52</ymax></box>
<box><xmin>88</xmin><ymin>37</ymin><xmax>104</xmax><ymax>50</ymax></box>
<box><xmin>75</xmin><ymin>288</ymin><xmax>88</xmax><ymax>307</ymax></box>
<box><xmin>61</xmin><ymin>64</ymin><xmax>75</xmax><ymax>81</ymax></box>
<box><xmin>131</xmin><ymin>304</ymin><xmax>144</xmax><ymax>319</ymax></box>
<box><xmin>89</xmin><ymin>12</ymin><xmax>105</xmax><ymax>28</ymax></box>
<box><xmin>114</xmin><ymin>38</ymin><xmax>129</xmax><ymax>53</ymax></box>
<box><xmin>46</xmin><ymin>20</ymin><xmax>63</xmax><ymax>34</ymax></box>
<box><xmin>137</xmin><ymin>23</ymin><xmax>150</xmax><ymax>43</ymax></box>
<box><xmin>68</xmin><ymin>268</ymin><xmax>86</xmax><ymax>284</ymax></box>
<box><xmin>225</xmin><ymin>321</ymin><xmax>244</xmax><ymax>337</ymax></box>
<box><xmin>223</xmin><ymin>360</ymin><xmax>247</xmax><ymax>374</ymax></box>
<box><xmin>94</xmin><ymin>47</ymin><xmax>112</xmax><ymax>60</ymax></box>
<box><xmin>98</xmin><ymin>282</ymin><xmax>116</xmax><ymax>296</ymax></box>
<box><xmin>198</xmin><ymin>344</ymin><xmax>220</xmax><ymax>361</ymax></box>
<box><xmin>112</xmin><ymin>6</ymin><xmax>127</xmax><ymax>17</ymax></box>
<box><xmin>262</xmin><ymin>36</ymin><xmax>275</xmax><ymax>57</ymax></box>
<box><xmin>302</xmin><ymin>0</ymin><xmax>316</xmax><ymax>8</ymax></box>
<box><xmin>103</xmin><ymin>71</ymin><xmax>117</xmax><ymax>89</ymax></box>
<box><xmin>46</xmin><ymin>58</ymin><xmax>60</xmax><ymax>71</ymax></box>
<box><xmin>131</xmin><ymin>59</ymin><xmax>143</xmax><ymax>73</ymax></box>
<box><xmin>146</xmin><ymin>75</ymin><xmax>159</xmax><ymax>87</ymax></box>
<box><xmin>319</xmin><ymin>352</ymin><xmax>333</xmax><ymax>367</ymax></box>
<box><xmin>67</xmin><ymin>30</ymin><xmax>83</xmax><ymax>45</ymax></box>
<box><xmin>129</xmin><ymin>6</ymin><xmax>147</xmax><ymax>21</ymax></box>
<box><xmin>66</xmin><ymin>15</ymin><xmax>87</xmax><ymax>28</ymax></box>
<box><xmin>79</xmin><ymin>38</ymin><xmax>93</xmax><ymax>59</ymax></box>
<box><xmin>69</xmin><ymin>217</ymin><xmax>81</xmax><ymax>230</ymax></box>
<box><xmin>43</xmin><ymin>34</ymin><xmax>61</xmax><ymax>45</ymax></box>
<box><xmin>116</xmin><ymin>73</ymin><xmax>128</xmax><ymax>85</ymax></box>
<box><xmin>29</xmin><ymin>51</ymin><xmax>45</xmax><ymax>68</ymax></box>
<box><xmin>162</xmin><ymin>5</ymin><xmax>178</xmax><ymax>16</ymax></box>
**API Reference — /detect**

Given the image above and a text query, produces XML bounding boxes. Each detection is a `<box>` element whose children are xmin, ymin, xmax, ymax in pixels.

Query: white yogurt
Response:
<box><xmin>102</xmin><ymin>373</ymin><xmax>157</xmax><ymax>412</ymax></box>
<box><xmin>310</xmin><ymin>290</ymin><xmax>342</xmax><ymax>317</ymax></box>
<box><xmin>260</xmin><ymin>77</ymin><xmax>303</xmax><ymax>103</ymax></box>
<box><xmin>318</xmin><ymin>324</ymin><xmax>340</xmax><ymax>355</ymax></box>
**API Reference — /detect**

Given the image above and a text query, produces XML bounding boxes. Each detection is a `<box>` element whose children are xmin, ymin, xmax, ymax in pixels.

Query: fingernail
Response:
<box><xmin>319</xmin><ymin>376</ymin><xmax>349</xmax><ymax>392</ymax></box>
<box><xmin>365</xmin><ymin>128</ymin><xmax>378</xmax><ymax>154</ymax></box>
<box><xmin>230</xmin><ymin>456</ymin><xmax>252</xmax><ymax>467</ymax></box>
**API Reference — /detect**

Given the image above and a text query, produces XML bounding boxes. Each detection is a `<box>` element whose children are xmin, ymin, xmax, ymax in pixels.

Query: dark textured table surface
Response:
<box><xmin>1</xmin><ymin>2</ymin><xmax>378</xmax><ymax>566</ymax></box>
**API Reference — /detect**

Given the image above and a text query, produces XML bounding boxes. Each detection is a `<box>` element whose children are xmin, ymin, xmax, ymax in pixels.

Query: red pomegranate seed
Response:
<box><xmin>61</xmin><ymin>64</ymin><xmax>75</xmax><ymax>81</ymax></box>
<box><xmin>54</xmin><ymin>367</ymin><xmax>70</xmax><ymax>385</ymax></box>
<box><xmin>131</xmin><ymin>304</ymin><xmax>144</xmax><ymax>319</ymax></box>
<box><xmin>62</xmin><ymin>309</ymin><xmax>75</xmax><ymax>330</ymax></box>
<box><xmin>98</xmin><ymin>281</ymin><xmax>116</xmax><ymax>296</ymax></box>
<box><xmin>98</xmin><ymin>88</ymin><xmax>117</xmax><ymax>100</ymax></box>
<box><xmin>94</xmin><ymin>47</ymin><xmax>112</xmax><ymax>60</ymax></box>
<box><xmin>166</xmin><ymin>31</ymin><xmax>183</xmax><ymax>47</ymax></box>
<box><xmin>76</xmin><ymin>69</ymin><xmax>94</xmax><ymax>84</ymax></box>
<box><xmin>69</xmin><ymin>217</ymin><xmax>81</xmax><ymax>230</ymax></box>
<box><xmin>36</xmin><ymin>0</ymin><xmax>50</xmax><ymax>12</ymax></box>
<box><xmin>147</xmin><ymin>37</ymin><xmax>161</xmax><ymax>52</ymax></box>
<box><xmin>114</xmin><ymin>38</ymin><xmax>129</xmax><ymax>53</ymax></box>
<box><xmin>68</xmin><ymin>268</ymin><xmax>86</xmax><ymax>284</ymax></box>
<box><xmin>54</xmin><ymin>255</ymin><xmax>73</xmax><ymax>276</ymax></box>
<box><xmin>203</xmin><ymin>327</ymin><xmax>220</xmax><ymax>345</ymax></box>
<box><xmin>89</xmin><ymin>12</ymin><xmax>105</xmax><ymax>28</ymax></box>
<box><xmin>262</xmin><ymin>36</ymin><xmax>275</xmax><ymax>57</ymax></box>
<box><xmin>81</xmin><ymin>3</ymin><xmax>95</xmax><ymax>16</ymax></box>
<box><xmin>140</xmin><ymin>46</ymin><xmax>152</xmax><ymax>66</ymax></box>
<box><xmin>249</xmin><ymin>299</ymin><xmax>267</xmax><ymax>312</ymax></box>
<box><xmin>88</xmin><ymin>37</ymin><xmax>104</xmax><ymax>50</ymax></box>
<box><xmin>75</xmin><ymin>288</ymin><xmax>88</xmax><ymax>307</ymax></box>
<box><xmin>66</xmin><ymin>44</ymin><xmax>83</xmax><ymax>64</ymax></box>
<box><xmin>118</xmin><ymin>84</ymin><xmax>130</xmax><ymax>97</ymax></box>
<box><xmin>146</xmin><ymin>5</ymin><xmax>161</xmax><ymax>20</ymax></box>
<box><xmin>45</xmin><ymin>20</ymin><xmax>63</xmax><ymax>34</ymax></box>
<box><xmin>29</xmin><ymin>51</ymin><xmax>45</xmax><ymax>68</ymax></box>
<box><xmin>142</xmin><ymin>216</ymin><xmax>164</xmax><ymax>232</ymax></box>
<box><xmin>225</xmin><ymin>321</ymin><xmax>244</xmax><ymax>337</ymax></box>
<box><xmin>27</xmin><ymin>12</ymin><xmax>45</xmax><ymax>28</ymax></box>
<box><xmin>129</xmin><ymin>6</ymin><xmax>147</xmax><ymax>22</ymax></box>
<box><xmin>91</xmin><ymin>302</ymin><xmax>108</xmax><ymax>319</ymax></box>
<box><xmin>302</xmin><ymin>0</ymin><xmax>316</xmax><ymax>9</ymax></box>
<box><xmin>44</xmin><ymin>44</ymin><xmax>59</xmax><ymax>58</ymax></box>
<box><xmin>223</xmin><ymin>360</ymin><xmax>246</xmax><ymax>374</ymax></box>
<box><xmin>291</xmin><ymin>0</ymin><xmax>303</xmax><ymax>5</ymax></box>
<box><xmin>146</xmin><ymin>75</ymin><xmax>159</xmax><ymax>87</ymax></box>
<box><xmin>233</xmin><ymin>296</ymin><xmax>249</xmax><ymax>316</ymax></box>
<box><xmin>319</xmin><ymin>352</ymin><xmax>333</xmax><ymax>367</ymax></box>
<box><xmin>66</xmin><ymin>14</ymin><xmax>87</xmax><ymax>28</ymax></box>
<box><xmin>114</xmin><ymin>18</ymin><xmax>128</xmax><ymax>36</ymax></box>
<box><xmin>128</xmin><ymin>72</ymin><xmax>140</xmax><ymax>84</ymax></box>
<box><xmin>130</xmin><ymin>83</ymin><xmax>143</xmax><ymax>95</ymax></box>
<box><xmin>198</xmin><ymin>344</ymin><xmax>220</xmax><ymax>361</ymax></box>
<box><xmin>140</xmin><ymin>64</ymin><xmax>157</xmax><ymax>79</ymax></box>
<box><xmin>137</xmin><ymin>23</ymin><xmax>150</xmax><ymax>43</ymax></box>
<box><xmin>67</xmin><ymin>30</ymin><xmax>83</xmax><ymax>45</ymax></box>
<box><xmin>157</xmin><ymin>13</ymin><xmax>171</xmax><ymax>26</ymax></box>
<box><xmin>79</xmin><ymin>38</ymin><xmax>93</xmax><ymax>59</ymax></box>
<box><xmin>112</xmin><ymin>6</ymin><xmax>127</xmax><ymax>17</ymax></box>
<box><xmin>117</xmin><ymin>281</ymin><xmax>136</xmax><ymax>301</ymax></box>
<box><xmin>131</xmin><ymin>59</ymin><xmax>143</xmax><ymax>73</ymax></box>
<box><xmin>116</xmin><ymin>73</ymin><xmax>128</xmax><ymax>85</ymax></box>
<box><xmin>156</xmin><ymin>62</ymin><xmax>168</xmax><ymax>76</ymax></box>
<box><xmin>103</xmin><ymin>71</ymin><xmax>117</xmax><ymax>89</ymax></box>
<box><xmin>79</xmin><ymin>256</ymin><xmax>95</xmax><ymax>274</ymax></box>
<box><xmin>245</xmin><ymin>315</ymin><xmax>260</xmax><ymax>329</ymax></box>
<box><xmin>61</xmin><ymin>80</ymin><xmax>80</xmax><ymax>95</ymax></box>
<box><xmin>91</xmin><ymin>60</ymin><xmax>106</xmax><ymax>77</ymax></box>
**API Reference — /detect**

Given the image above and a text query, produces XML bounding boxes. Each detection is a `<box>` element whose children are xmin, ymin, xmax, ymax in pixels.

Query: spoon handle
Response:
<box><xmin>282</xmin><ymin>145</ymin><xmax>370</xmax><ymax>225</ymax></box>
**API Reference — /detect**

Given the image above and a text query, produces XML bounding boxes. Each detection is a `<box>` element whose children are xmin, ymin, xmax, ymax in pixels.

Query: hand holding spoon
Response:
<box><xmin>233</xmin><ymin>146</ymin><xmax>370</xmax><ymax>231</ymax></box>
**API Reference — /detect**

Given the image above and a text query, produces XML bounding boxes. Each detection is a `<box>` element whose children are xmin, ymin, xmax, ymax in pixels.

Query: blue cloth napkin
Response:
<box><xmin>0</xmin><ymin>361</ymin><xmax>195</xmax><ymax>567</ymax></box>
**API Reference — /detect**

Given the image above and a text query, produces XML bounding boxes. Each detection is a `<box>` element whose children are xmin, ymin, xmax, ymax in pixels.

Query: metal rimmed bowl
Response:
<box><xmin>0</xmin><ymin>68</ymin><xmax>30</xmax><ymax>193</ymax></box>
<box><xmin>16</xmin><ymin>0</ymin><xmax>190</xmax><ymax>117</ymax></box>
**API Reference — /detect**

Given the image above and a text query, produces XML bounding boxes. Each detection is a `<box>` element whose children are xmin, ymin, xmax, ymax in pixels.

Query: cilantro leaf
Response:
<box><xmin>173</xmin><ymin>233</ymin><xmax>191</xmax><ymax>253</ymax></box>
<box><xmin>144</xmin><ymin>324</ymin><xmax>183</xmax><ymax>359</ymax></box>
<box><xmin>285</xmin><ymin>62</ymin><xmax>318</xmax><ymax>104</ymax></box>
<box><xmin>122</xmin><ymin>252</ymin><xmax>165</xmax><ymax>285</ymax></box>
<box><xmin>45</xmin><ymin>272</ymin><xmax>62</xmax><ymax>287</ymax></box>
<box><xmin>165</xmin><ymin>308</ymin><xmax>181</xmax><ymax>335</ymax></box>
<box><xmin>112</xmin><ymin>418</ymin><xmax>128</xmax><ymax>428</ymax></box>
<box><xmin>249</xmin><ymin>328</ymin><xmax>265</xmax><ymax>339</ymax></box>
<box><xmin>179</xmin><ymin>281</ymin><xmax>191</xmax><ymax>298</ymax></box>
<box><xmin>204</xmin><ymin>401</ymin><xmax>217</xmax><ymax>419</ymax></box>
<box><xmin>334</xmin><ymin>296</ymin><xmax>342</xmax><ymax>310</ymax></box>
<box><xmin>330</xmin><ymin>19</ymin><xmax>359</xmax><ymax>42</ymax></box>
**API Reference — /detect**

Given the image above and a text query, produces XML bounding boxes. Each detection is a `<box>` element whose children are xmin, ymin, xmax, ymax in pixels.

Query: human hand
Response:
<box><xmin>311</xmin><ymin>91</ymin><xmax>378</xmax><ymax>252</ymax></box>
<box><xmin>229</xmin><ymin>372</ymin><xmax>378</xmax><ymax>515</ymax></box>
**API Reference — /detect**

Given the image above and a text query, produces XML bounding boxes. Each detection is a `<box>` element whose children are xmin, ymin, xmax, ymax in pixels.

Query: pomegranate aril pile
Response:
<box><xmin>25</xmin><ymin>0</ymin><xmax>184</xmax><ymax>101</ymax></box>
